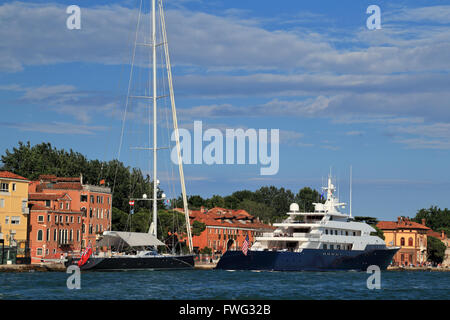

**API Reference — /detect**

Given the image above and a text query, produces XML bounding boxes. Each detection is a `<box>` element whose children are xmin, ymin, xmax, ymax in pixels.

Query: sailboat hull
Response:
<box><xmin>215</xmin><ymin>247</ymin><xmax>399</xmax><ymax>271</ymax></box>
<box><xmin>69</xmin><ymin>254</ymin><xmax>195</xmax><ymax>271</ymax></box>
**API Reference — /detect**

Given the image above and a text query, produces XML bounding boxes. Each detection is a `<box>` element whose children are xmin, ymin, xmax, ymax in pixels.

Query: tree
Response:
<box><xmin>295</xmin><ymin>187</ymin><xmax>322</xmax><ymax>212</ymax></box>
<box><xmin>354</xmin><ymin>216</ymin><xmax>384</xmax><ymax>239</ymax></box>
<box><xmin>412</xmin><ymin>206</ymin><xmax>450</xmax><ymax>236</ymax></box>
<box><xmin>192</xmin><ymin>220</ymin><xmax>206</xmax><ymax>237</ymax></box>
<box><xmin>427</xmin><ymin>236</ymin><xmax>446</xmax><ymax>264</ymax></box>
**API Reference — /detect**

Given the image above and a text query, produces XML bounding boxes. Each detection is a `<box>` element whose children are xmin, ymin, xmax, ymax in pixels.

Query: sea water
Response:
<box><xmin>0</xmin><ymin>270</ymin><xmax>449</xmax><ymax>300</ymax></box>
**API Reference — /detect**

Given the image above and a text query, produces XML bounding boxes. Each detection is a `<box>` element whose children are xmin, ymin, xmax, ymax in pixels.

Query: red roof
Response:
<box><xmin>0</xmin><ymin>171</ymin><xmax>29</xmax><ymax>181</ymax></box>
<box><xmin>183</xmin><ymin>207</ymin><xmax>275</xmax><ymax>231</ymax></box>
<box><xmin>377</xmin><ymin>218</ymin><xmax>430</xmax><ymax>231</ymax></box>
<box><xmin>28</xmin><ymin>193</ymin><xmax>66</xmax><ymax>201</ymax></box>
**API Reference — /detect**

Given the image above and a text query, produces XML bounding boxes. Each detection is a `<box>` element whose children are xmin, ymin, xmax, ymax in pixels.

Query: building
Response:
<box><xmin>28</xmin><ymin>192</ymin><xmax>83</xmax><ymax>263</ymax></box>
<box><xmin>29</xmin><ymin>175</ymin><xmax>112</xmax><ymax>251</ymax></box>
<box><xmin>377</xmin><ymin>217</ymin><xmax>430</xmax><ymax>266</ymax></box>
<box><xmin>178</xmin><ymin>206</ymin><xmax>275</xmax><ymax>254</ymax></box>
<box><xmin>0</xmin><ymin>171</ymin><xmax>30</xmax><ymax>253</ymax></box>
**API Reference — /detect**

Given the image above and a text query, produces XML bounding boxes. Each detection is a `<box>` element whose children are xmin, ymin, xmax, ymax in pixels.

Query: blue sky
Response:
<box><xmin>1</xmin><ymin>0</ymin><xmax>450</xmax><ymax>220</ymax></box>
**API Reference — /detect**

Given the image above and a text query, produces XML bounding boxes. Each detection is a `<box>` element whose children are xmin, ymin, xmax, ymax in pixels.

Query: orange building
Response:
<box><xmin>178</xmin><ymin>207</ymin><xmax>274</xmax><ymax>254</ymax></box>
<box><xmin>377</xmin><ymin>217</ymin><xmax>430</xmax><ymax>266</ymax></box>
<box><xmin>29</xmin><ymin>175</ymin><xmax>112</xmax><ymax>251</ymax></box>
<box><xmin>28</xmin><ymin>192</ymin><xmax>83</xmax><ymax>263</ymax></box>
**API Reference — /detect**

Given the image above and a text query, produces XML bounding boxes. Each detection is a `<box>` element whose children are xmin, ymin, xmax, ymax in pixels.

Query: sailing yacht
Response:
<box><xmin>216</xmin><ymin>174</ymin><xmax>399</xmax><ymax>271</ymax></box>
<box><xmin>67</xmin><ymin>0</ymin><xmax>194</xmax><ymax>271</ymax></box>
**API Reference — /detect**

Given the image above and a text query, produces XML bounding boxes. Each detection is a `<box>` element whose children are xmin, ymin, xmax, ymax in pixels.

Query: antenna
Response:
<box><xmin>349</xmin><ymin>165</ymin><xmax>353</xmax><ymax>218</ymax></box>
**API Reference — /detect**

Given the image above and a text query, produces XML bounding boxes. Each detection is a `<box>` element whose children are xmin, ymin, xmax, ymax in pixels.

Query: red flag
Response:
<box><xmin>100</xmin><ymin>179</ymin><xmax>105</xmax><ymax>185</ymax></box>
<box><xmin>77</xmin><ymin>245</ymin><xmax>92</xmax><ymax>267</ymax></box>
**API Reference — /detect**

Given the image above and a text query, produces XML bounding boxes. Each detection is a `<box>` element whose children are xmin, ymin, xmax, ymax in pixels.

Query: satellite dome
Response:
<box><xmin>290</xmin><ymin>203</ymin><xmax>300</xmax><ymax>212</ymax></box>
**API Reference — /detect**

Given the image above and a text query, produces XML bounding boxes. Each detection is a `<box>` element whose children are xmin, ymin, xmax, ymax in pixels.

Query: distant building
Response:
<box><xmin>28</xmin><ymin>192</ymin><xmax>83</xmax><ymax>263</ymax></box>
<box><xmin>0</xmin><ymin>171</ymin><xmax>30</xmax><ymax>253</ymax></box>
<box><xmin>177</xmin><ymin>206</ymin><xmax>275</xmax><ymax>254</ymax></box>
<box><xmin>377</xmin><ymin>217</ymin><xmax>430</xmax><ymax>266</ymax></box>
<box><xmin>29</xmin><ymin>175</ymin><xmax>112</xmax><ymax>252</ymax></box>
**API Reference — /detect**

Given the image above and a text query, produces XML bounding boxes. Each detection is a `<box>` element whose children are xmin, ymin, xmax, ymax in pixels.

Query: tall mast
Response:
<box><xmin>159</xmin><ymin>0</ymin><xmax>193</xmax><ymax>252</ymax></box>
<box><xmin>349</xmin><ymin>166</ymin><xmax>353</xmax><ymax>218</ymax></box>
<box><xmin>152</xmin><ymin>0</ymin><xmax>158</xmax><ymax>237</ymax></box>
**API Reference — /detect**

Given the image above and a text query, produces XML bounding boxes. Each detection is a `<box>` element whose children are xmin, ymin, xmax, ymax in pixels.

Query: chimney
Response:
<box><xmin>442</xmin><ymin>230</ymin><xmax>445</xmax><ymax>239</ymax></box>
<box><xmin>397</xmin><ymin>217</ymin><xmax>402</xmax><ymax>224</ymax></box>
<box><xmin>201</xmin><ymin>206</ymin><xmax>206</xmax><ymax>214</ymax></box>
<box><xmin>422</xmin><ymin>218</ymin><xmax>426</xmax><ymax>226</ymax></box>
<box><xmin>80</xmin><ymin>173</ymin><xmax>83</xmax><ymax>185</ymax></box>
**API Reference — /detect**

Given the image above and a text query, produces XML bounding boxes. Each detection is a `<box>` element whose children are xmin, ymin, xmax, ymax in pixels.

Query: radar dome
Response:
<box><xmin>290</xmin><ymin>203</ymin><xmax>300</xmax><ymax>212</ymax></box>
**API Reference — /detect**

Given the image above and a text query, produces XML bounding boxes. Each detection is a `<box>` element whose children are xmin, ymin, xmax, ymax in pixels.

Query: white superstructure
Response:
<box><xmin>251</xmin><ymin>175</ymin><xmax>386</xmax><ymax>252</ymax></box>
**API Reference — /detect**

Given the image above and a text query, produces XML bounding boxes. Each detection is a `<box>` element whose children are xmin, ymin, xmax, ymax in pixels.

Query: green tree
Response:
<box><xmin>427</xmin><ymin>236</ymin><xmax>446</xmax><ymax>264</ymax></box>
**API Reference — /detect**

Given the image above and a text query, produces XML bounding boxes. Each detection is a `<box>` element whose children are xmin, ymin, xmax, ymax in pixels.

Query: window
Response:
<box><xmin>89</xmin><ymin>208</ymin><xmax>93</xmax><ymax>218</ymax></box>
<box><xmin>66</xmin><ymin>216</ymin><xmax>69</xmax><ymax>223</ymax></box>
<box><xmin>70</xmin><ymin>216</ymin><xmax>73</xmax><ymax>223</ymax></box>
<box><xmin>46</xmin><ymin>248</ymin><xmax>49</xmax><ymax>255</ymax></box>
<box><xmin>5</xmin><ymin>216</ymin><xmax>9</xmax><ymax>224</ymax></box>
<box><xmin>330</xmin><ymin>245</ymin><xmax>334</xmax><ymax>250</ymax></box>
<box><xmin>80</xmin><ymin>195</ymin><xmax>88</xmax><ymax>202</ymax></box>
<box><xmin>0</xmin><ymin>199</ymin><xmax>4</xmax><ymax>208</ymax></box>
<box><xmin>47</xmin><ymin>214</ymin><xmax>51</xmax><ymax>222</ymax></box>
<box><xmin>97</xmin><ymin>196</ymin><xmax>100</xmax><ymax>203</ymax></box>
<box><xmin>36</xmin><ymin>248</ymin><xmax>43</xmax><ymax>256</ymax></box>
<box><xmin>12</xmin><ymin>183</ymin><xmax>16</xmax><ymax>191</ymax></box>
<box><xmin>77</xmin><ymin>230</ymin><xmax>80</xmax><ymax>242</ymax></box>
<box><xmin>55</xmin><ymin>215</ymin><xmax>58</xmax><ymax>223</ymax></box>
<box><xmin>37</xmin><ymin>230</ymin><xmax>43</xmax><ymax>241</ymax></box>
<box><xmin>11</xmin><ymin>216</ymin><xmax>20</xmax><ymax>225</ymax></box>
<box><xmin>78</xmin><ymin>217</ymin><xmax>81</xmax><ymax>223</ymax></box>
<box><xmin>401</xmin><ymin>237</ymin><xmax>405</xmax><ymax>246</ymax></box>
<box><xmin>90</xmin><ymin>195</ymin><xmax>94</xmax><ymax>203</ymax></box>
<box><xmin>46</xmin><ymin>228</ymin><xmax>49</xmax><ymax>241</ymax></box>
<box><xmin>66</xmin><ymin>202</ymin><xmax>70</xmax><ymax>210</ymax></box>
<box><xmin>60</xmin><ymin>202</ymin><xmax>63</xmax><ymax>209</ymax></box>
<box><xmin>325</xmin><ymin>229</ymin><xmax>328</xmax><ymax>235</ymax></box>
<box><xmin>45</xmin><ymin>200</ymin><xmax>51</xmax><ymax>207</ymax></box>
<box><xmin>53</xmin><ymin>229</ymin><xmax>57</xmax><ymax>241</ymax></box>
<box><xmin>0</xmin><ymin>182</ymin><xmax>8</xmax><ymax>192</ymax></box>
<box><xmin>408</xmin><ymin>237</ymin><xmax>413</xmax><ymax>246</ymax></box>
<box><xmin>323</xmin><ymin>244</ymin><xmax>327</xmax><ymax>249</ymax></box>
<box><xmin>37</xmin><ymin>215</ymin><xmax>44</xmax><ymax>223</ymax></box>
<box><xmin>70</xmin><ymin>229</ymin><xmax>73</xmax><ymax>242</ymax></box>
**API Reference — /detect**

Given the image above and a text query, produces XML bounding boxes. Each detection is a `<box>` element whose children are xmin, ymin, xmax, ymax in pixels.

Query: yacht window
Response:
<box><xmin>325</xmin><ymin>229</ymin><xmax>328</xmax><ymax>235</ymax></box>
<box><xmin>337</xmin><ymin>245</ymin><xmax>341</xmax><ymax>250</ymax></box>
<box><xmin>335</xmin><ymin>230</ymin><xmax>338</xmax><ymax>235</ymax></box>
<box><xmin>323</xmin><ymin>244</ymin><xmax>327</xmax><ymax>249</ymax></box>
<box><xmin>346</xmin><ymin>231</ymin><xmax>348</xmax><ymax>236</ymax></box>
<box><xmin>330</xmin><ymin>245</ymin><xmax>334</xmax><ymax>250</ymax></box>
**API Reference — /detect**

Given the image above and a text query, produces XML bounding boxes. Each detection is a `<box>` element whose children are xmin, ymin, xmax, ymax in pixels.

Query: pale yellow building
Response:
<box><xmin>377</xmin><ymin>217</ymin><xmax>430</xmax><ymax>266</ymax></box>
<box><xmin>0</xmin><ymin>171</ymin><xmax>30</xmax><ymax>250</ymax></box>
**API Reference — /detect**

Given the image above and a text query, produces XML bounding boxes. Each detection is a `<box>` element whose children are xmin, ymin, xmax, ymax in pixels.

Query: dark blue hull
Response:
<box><xmin>215</xmin><ymin>247</ymin><xmax>399</xmax><ymax>271</ymax></box>
<box><xmin>67</xmin><ymin>254</ymin><xmax>195</xmax><ymax>271</ymax></box>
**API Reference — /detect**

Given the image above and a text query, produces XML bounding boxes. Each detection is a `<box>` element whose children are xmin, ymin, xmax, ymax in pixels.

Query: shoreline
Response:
<box><xmin>1</xmin><ymin>263</ymin><xmax>448</xmax><ymax>272</ymax></box>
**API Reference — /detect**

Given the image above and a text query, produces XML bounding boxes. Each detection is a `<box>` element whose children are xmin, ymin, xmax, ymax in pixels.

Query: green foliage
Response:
<box><xmin>199</xmin><ymin>247</ymin><xmax>212</xmax><ymax>254</ymax></box>
<box><xmin>1</xmin><ymin>141</ymin><xmax>163</xmax><ymax>213</ymax></box>
<box><xmin>427</xmin><ymin>236</ymin><xmax>446</xmax><ymax>264</ymax></box>
<box><xmin>412</xmin><ymin>206</ymin><xmax>450</xmax><ymax>235</ymax></box>
<box><xmin>353</xmin><ymin>216</ymin><xmax>384</xmax><ymax>240</ymax></box>
<box><xmin>192</xmin><ymin>220</ymin><xmax>206</xmax><ymax>236</ymax></box>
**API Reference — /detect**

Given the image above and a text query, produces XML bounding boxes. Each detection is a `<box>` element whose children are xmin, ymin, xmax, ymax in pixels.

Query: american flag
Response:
<box><xmin>242</xmin><ymin>235</ymin><xmax>250</xmax><ymax>256</ymax></box>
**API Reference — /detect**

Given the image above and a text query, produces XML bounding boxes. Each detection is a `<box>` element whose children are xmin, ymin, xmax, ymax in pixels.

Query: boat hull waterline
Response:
<box><xmin>215</xmin><ymin>247</ymin><xmax>399</xmax><ymax>271</ymax></box>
